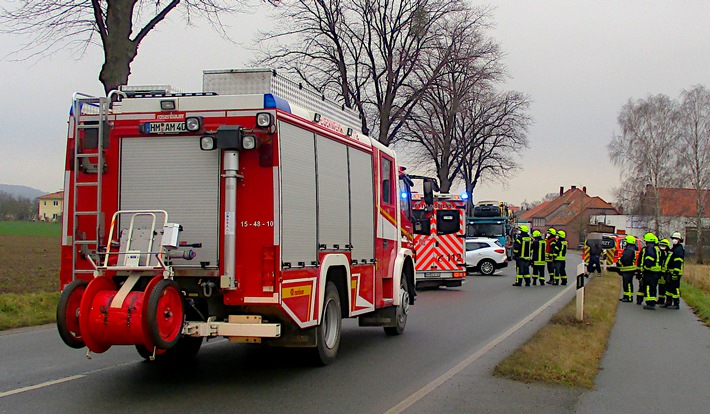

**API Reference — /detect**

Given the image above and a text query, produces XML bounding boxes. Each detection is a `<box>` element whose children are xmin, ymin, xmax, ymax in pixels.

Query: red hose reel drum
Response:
<box><xmin>79</xmin><ymin>276</ymin><xmax>184</xmax><ymax>353</ymax></box>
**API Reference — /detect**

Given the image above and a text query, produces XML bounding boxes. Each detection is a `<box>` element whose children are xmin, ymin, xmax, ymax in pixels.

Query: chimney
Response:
<box><xmin>583</xmin><ymin>186</ymin><xmax>587</xmax><ymax>193</ymax></box>
<box><xmin>571</xmin><ymin>185</ymin><xmax>577</xmax><ymax>190</ymax></box>
<box><xmin>560</xmin><ymin>186</ymin><xmax>564</xmax><ymax>196</ymax></box>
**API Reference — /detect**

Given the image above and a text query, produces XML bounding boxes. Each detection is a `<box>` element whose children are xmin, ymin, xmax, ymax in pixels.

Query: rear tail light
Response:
<box><xmin>494</xmin><ymin>249</ymin><xmax>505</xmax><ymax>254</ymax></box>
<box><xmin>453</xmin><ymin>272</ymin><xmax>466</xmax><ymax>278</ymax></box>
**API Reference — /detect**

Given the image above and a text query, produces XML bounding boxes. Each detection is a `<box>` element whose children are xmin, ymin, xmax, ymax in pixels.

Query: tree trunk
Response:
<box><xmin>99</xmin><ymin>1</ymin><xmax>140</xmax><ymax>95</ymax></box>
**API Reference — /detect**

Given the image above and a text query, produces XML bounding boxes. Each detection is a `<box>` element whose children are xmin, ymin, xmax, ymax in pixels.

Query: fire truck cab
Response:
<box><xmin>56</xmin><ymin>69</ymin><xmax>421</xmax><ymax>365</ymax></box>
<box><xmin>411</xmin><ymin>193</ymin><xmax>468</xmax><ymax>289</ymax></box>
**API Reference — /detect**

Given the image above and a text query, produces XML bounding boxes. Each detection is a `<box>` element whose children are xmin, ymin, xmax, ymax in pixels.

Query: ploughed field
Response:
<box><xmin>0</xmin><ymin>234</ymin><xmax>59</xmax><ymax>294</ymax></box>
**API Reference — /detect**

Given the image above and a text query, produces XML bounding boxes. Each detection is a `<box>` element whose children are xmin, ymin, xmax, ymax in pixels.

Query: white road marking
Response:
<box><xmin>384</xmin><ymin>283</ymin><xmax>576</xmax><ymax>414</ymax></box>
<box><xmin>0</xmin><ymin>375</ymin><xmax>86</xmax><ymax>398</ymax></box>
<box><xmin>0</xmin><ymin>338</ymin><xmax>227</xmax><ymax>399</ymax></box>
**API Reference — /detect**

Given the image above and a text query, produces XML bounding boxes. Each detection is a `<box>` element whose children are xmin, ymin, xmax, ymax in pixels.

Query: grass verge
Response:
<box><xmin>0</xmin><ymin>291</ymin><xmax>59</xmax><ymax>331</ymax></box>
<box><xmin>493</xmin><ymin>273</ymin><xmax>618</xmax><ymax>388</ymax></box>
<box><xmin>682</xmin><ymin>263</ymin><xmax>710</xmax><ymax>326</ymax></box>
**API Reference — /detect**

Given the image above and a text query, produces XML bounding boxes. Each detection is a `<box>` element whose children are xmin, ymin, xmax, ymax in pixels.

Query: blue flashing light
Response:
<box><xmin>460</xmin><ymin>192</ymin><xmax>469</xmax><ymax>200</ymax></box>
<box><xmin>401</xmin><ymin>192</ymin><xmax>408</xmax><ymax>199</ymax></box>
<box><xmin>264</xmin><ymin>94</ymin><xmax>291</xmax><ymax>113</ymax></box>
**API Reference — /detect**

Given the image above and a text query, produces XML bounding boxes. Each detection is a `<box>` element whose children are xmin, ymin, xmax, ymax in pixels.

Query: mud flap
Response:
<box><xmin>357</xmin><ymin>306</ymin><xmax>397</xmax><ymax>327</ymax></box>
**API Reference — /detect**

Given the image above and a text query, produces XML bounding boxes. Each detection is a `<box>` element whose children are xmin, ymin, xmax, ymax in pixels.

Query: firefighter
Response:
<box><xmin>662</xmin><ymin>232</ymin><xmax>685</xmax><ymax>309</ymax></box>
<box><xmin>531</xmin><ymin>230</ymin><xmax>546</xmax><ymax>286</ymax></box>
<box><xmin>545</xmin><ymin>228</ymin><xmax>557</xmax><ymax>284</ymax></box>
<box><xmin>554</xmin><ymin>230</ymin><xmax>568</xmax><ymax>285</ymax></box>
<box><xmin>640</xmin><ymin>232</ymin><xmax>662</xmax><ymax>310</ymax></box>
<box><xmin>512</xmin><ymin>225</ymin><xmax>533</xmax><ymax>287</ymax></box>
<box><xmin>657</xmin><ymin>238</ymin><xmax>672</xmax><ymax>306</ymax></box>
<box><xmin>617</xmin><ymin>235</ymin><xmax>639</xmax><ymax>302</ymax></box>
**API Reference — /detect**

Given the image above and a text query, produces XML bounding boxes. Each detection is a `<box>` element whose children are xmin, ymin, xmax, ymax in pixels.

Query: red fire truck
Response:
<box><xmin>411</xmin><ymin>193</ymin><xmax>468</xmax><ymax>288</ymax></box>
<box><xmin>56</xmin><ymin>69</ymin><xmax>424</xmax><ymax>365</ymax></box>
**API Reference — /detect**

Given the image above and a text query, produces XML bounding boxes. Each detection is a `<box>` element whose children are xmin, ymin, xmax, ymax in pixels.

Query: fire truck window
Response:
<box><xmin>413</xmin><ymin>209</ymin><xmax>430</xmax><ymax>235</ymax></box>
<box><xmin>381</xmin><ymin>157</ymin><xmax>392</xmax><ymax>204</ymax></box>
<box><xmin>437</xmin><ymin>210</ymin><xmax>460</xmax><ymax>235</ymax></box>
<box><xmin>398</xmin><ymin>177</ymin><xmax>412</xmax><ymax>216</ymax></box>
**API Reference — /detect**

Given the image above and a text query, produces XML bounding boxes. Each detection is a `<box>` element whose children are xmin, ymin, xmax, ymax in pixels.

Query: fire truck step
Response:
<box><xmin>75</xmin><ymin>182</ymin><xmax>99</xmax><ymax>187</ymax></box>
<box><xmin>75</xmin><ymin>211</ymin><xmax>100</xmax><ymax>215</ymax></box>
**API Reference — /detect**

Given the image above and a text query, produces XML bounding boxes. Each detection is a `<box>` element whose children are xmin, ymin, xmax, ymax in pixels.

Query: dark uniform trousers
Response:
<box><xmin>643</xmin><ymin>270</ymin><xmax>660</xmax><ymax>306</ymax></box>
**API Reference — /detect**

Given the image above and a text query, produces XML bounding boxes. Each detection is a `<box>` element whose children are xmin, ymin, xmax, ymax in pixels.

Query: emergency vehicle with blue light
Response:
<box><xmin>56</xmin><ymin>68</ymin><xmax>424</xmax><ymax>365</ymax></box>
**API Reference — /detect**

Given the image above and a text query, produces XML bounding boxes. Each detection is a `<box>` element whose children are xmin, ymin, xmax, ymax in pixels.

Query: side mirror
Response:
<box><xmin>423</xmin><ymin>180</ymin><xmax>434</xmax><ymax>205</ymax></box>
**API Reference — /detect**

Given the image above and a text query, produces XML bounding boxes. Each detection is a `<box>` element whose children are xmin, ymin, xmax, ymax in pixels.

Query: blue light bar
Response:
<box><xmin>264</xmin><ymin>94</ymin><xmax>291</xmax><ymax>113</ymax></box>
<box><xmin>461</xmin><ymin>192</ymin><xmax>469</xmax><ymax>200</ymax></box>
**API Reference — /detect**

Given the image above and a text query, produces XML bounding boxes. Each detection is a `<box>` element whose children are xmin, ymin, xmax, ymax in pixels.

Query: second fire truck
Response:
<box><xmin>412</xmin><ymin>192</ymin><xmax>468</xmax><ymax>289</ymax></box>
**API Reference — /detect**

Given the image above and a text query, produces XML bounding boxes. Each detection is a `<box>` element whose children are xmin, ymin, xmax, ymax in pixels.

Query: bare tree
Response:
<box><xmin>1</xmin><ymin>1</ymin><xmax>251</xmax><ymax>94</ymax></box>
<box><xmin>608</xmin><ymin>94</ymin><xmax>680</xmax><ymax>235</ymax></box>
<box><xmin>458</xmin><ymin>89</ymin><xmax>531</xmax><ymax>208</ymax></box>
<box><xmin>256</xmin><ymin>0</ymin><xmax>466</xmax><ymax>145</ymax></box>
<box><xmin>396</xmin><ymin>6</ymin><xmax>502</xmax><ymax>192</ymax></box>
<box><xmin>679</xmin><ymin>85</ymin><xmax>710</xmax><ymax>263</ymax></box>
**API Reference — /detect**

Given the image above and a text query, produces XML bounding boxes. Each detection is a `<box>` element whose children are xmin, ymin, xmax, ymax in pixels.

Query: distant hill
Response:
<box><xmin>0</xmin><ymin>184</ymin><xmax>47</xmax><ymax>199</ymax></box>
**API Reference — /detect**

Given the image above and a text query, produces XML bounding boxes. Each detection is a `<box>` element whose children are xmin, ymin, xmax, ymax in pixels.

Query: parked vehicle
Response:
<box><xmin>467</xmin><ymin>200</ymin><xmax>516</xmax><ymax>259</ymax></box>
<box><xmin>55</xmin><ymin>68</ymin><xmax>422</xmax><ymax>365</ymax></box>
<box><xmin>412</xmin><ymin>192</ymin><xmax>468</xmax><ymax>288</ymax></box>
<box><xmin>465</xmin><ymin>237</ymin><xmax>508</xmax><ymax>275</ymax></box>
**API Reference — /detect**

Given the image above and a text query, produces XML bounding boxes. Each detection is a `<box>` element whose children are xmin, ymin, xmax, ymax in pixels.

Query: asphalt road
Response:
<box><xmin>0</xmin><ymin>255</ymin><xmax>583</xmax><ymax>414</ymax></box>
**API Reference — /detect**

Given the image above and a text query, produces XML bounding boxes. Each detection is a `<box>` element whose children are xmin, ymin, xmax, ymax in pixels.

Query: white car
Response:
<box><xmin>465</xmin><ymin>237</ymin><xmax>508</xmax><ymax>275</ymax></box>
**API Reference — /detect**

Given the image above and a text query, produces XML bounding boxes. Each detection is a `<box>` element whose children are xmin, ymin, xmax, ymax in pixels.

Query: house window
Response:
<box><xmin>43</xmin><ymin>201</ymin><xmax>47</xmax><ymax>206</ymax></box>
<box><xmin>53</xmin><ymin>201</ymin><xmax>59</xmax><ymax>206</ymax></box>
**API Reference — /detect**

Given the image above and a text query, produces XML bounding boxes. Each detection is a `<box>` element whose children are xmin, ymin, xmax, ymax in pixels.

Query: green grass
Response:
<box><xmin>493</xmin><ymin>273</ymin><xmax>618</xmax><ymax>388</ymax></box>
<box><xmin>0</xmin><ymin>221</ymin><xmax>62</xmax><ymax>237</ymax></box>
<box><xmin>0</xmin><ymin>292</ymin><xmax>60</xmax><ymax>330</ymax></box>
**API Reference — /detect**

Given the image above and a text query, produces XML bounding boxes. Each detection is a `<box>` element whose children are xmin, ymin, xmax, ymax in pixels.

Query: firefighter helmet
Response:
<box><xmin>671</xmin><ymin>232</ymin><xmax>683</xmax><ymax>240</ymax></box>
<box><xmin>643</xmin><ymin>232</ymin><xmax>657</xmax><ymax>243</ymax></box>
<box><xmin>659</xmin><ymin>238</ymin><xmax>671</xmax><ymax>247</ymax></box>
<box><xmin>625</xmin><ymin>235</ymin><xmax>636</xmax><ymax>244</ymax></box>
<box><xmin>558</xmin><ymin>230</ymin><xmax>566</xmax><ymax>238</ymax></box>
<box><xmin>519</xmin><ymin>225</ymin><xmax>529</xmax><ymax>233</ymax></box>
<box><xmin>548</xmin><ymin>228</ymin><xmax>556</xmax><ymax>235</ymax></box>
<box><xmin>533</xmin><ymin>230</ymin><xmax>541</xmax><ymax>237</ymax></box>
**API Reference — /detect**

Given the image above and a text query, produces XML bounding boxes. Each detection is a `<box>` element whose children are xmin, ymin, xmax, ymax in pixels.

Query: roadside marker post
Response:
<box><xmin>576</xmin><ymin>262</ymin><xmax>586</xmax><ymax>321</ymax></box>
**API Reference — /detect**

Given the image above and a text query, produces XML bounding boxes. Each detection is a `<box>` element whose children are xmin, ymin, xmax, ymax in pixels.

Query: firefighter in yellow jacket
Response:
<box><xmin>640</xmin><ymin>232</ymin><xmax>662</xmax><ymax>310</ymax></box>
<box><xmin>512</xmin><ymin>225</ymin><xmax>533</xmax><ymax>286</ymax></box>
<box><xmin>531</xmin><ymin>230</ymin><xmax>546</xmax><ymax>286</ymax></box>
<box><xmin>552</xmin><ymin>230</ymin><xmax>568</xmax><ymax>285</ymax></box>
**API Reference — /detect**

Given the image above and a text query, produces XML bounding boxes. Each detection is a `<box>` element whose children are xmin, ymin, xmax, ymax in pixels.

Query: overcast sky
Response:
<box><xmin>1</xmin><ymin>1</ymin><xmax>709</xmax><ymax>205</ymax></box>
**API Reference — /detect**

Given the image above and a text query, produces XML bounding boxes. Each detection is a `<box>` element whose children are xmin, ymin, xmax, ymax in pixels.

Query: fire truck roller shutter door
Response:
<box><xmin>348</xmin><ymin>148</ymin><xmax>375</xmax><ymax>263</ymax></box>
<box><xmin>279</xmin><ymin>122</ymin><xmax>318</xmax><ymax>266</ymax></box>
<box><xmin>119</xmin><ymin>136</ymin><xmax>220</xmax><ymax>266</ymax></box>
<box><xmin>316</xmin><ymin>135</ymin><xmax>350</xmax><ymax>250</ymax></box>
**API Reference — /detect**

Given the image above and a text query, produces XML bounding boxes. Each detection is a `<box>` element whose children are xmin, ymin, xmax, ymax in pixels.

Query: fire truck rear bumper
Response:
<box><xmin>183</xmin><ymin>315</ymin><xmax>281</xmax><ymax>339</ymax></box>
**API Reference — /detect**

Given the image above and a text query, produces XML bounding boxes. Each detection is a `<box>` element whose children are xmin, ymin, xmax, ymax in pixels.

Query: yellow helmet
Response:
<box><xmin>625</xmin><ymin>235</ymin><xmax>636</xmax><ymax>244</ymax></box>
<box><xmin>548</xmin><ymin>228</ymin><xmax>556</xmax><ymax>235</ymax></box>
<box><xmin>659</xmin><ymin>238</ymin><xmax>671</xmax><ymax>247</ymax></box>
<box><xmin>558</xmin><ymin>230</ymin><xmax>566</xmax><ymax>238</ymax></box>
<box><xmin>532</xmin><ymin>230</ymin><xmax>541</xmax><ymax>237</ymax></box>
<box><xmin>643</xmin><ymin>232</ymin><xmax>657</xmax><ymax>243</ymax></box>
<box><xmin>519</xmin><ymin>225</ymin><xmax>529</xmax><ymax>233</ymax></box>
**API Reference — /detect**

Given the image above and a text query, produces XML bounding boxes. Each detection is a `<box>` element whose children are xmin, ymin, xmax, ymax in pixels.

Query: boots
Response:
<box><xmin>670</xmin><ymin>299</ymin><xmax>680</xmax><ymax>310</ymax></box>
<box><xmin>657</xmin><ymin>297</ymin><xmax>666</xmax><ymax>306</ymax></box>
<box><xmin>540</xmin><ymin>280</ymin><xmax>545</xmax><ymax>286</ymax></box>
<box><xmin>532</xmin><ymin>279</ymin><xmax>537</xmax><ymax>286</ymax></box>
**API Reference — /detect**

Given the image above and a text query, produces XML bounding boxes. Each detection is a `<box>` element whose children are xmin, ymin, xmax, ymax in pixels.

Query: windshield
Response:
<box><xmin>468</xmin><ymin>223</ymin><xmax>504</xmax><ymax>238</ymax></box>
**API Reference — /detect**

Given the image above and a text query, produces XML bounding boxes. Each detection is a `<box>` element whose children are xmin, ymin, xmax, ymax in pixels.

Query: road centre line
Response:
<box><xmin>0</xmin><ymin>338</ymin><xmax>226</xmax><ymax>399</ymax></box>
<box><xmin>384</xmin><ymin>283</ymin><xmax>576</xmax><ymax>414</ymax></box>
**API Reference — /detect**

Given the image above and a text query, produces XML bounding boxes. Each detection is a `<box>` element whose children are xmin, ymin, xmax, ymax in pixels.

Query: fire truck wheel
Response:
<box><xmin>146</xmin><ymin>279</ymin><xmax>184</xmax><ymax>350</ymax></box>
<box><xmin>312</xmin><ymin>281</ymin><xmax>342</xmax><ymax>365</ymax></box>
<box><xmin>135</xmin><ymin>337</ymin><xmax>203</xmax><ymax>362</ymax></box>
<box><xmin>57</xmin><ymin>279</ymin><xmax>89</xmax><ymax>349</ymax></box>
<box><xmin>384</xmin><ymin>275</ymin><xmax>409</xmax><ymax>336</ymax></box>
<box><xmin>478</xmin><ymin>259</ymin><xmax>496</xmax><ymax>276</ymax></box>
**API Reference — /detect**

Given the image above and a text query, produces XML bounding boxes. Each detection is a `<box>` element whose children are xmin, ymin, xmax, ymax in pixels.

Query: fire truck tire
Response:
<box><xmin>57</xmin><ymin>279</ymin><xmax>89</xmax><ymax>349</ymax></box>
<box><xmin>135</xmin><ymin>337</ymin><xmax>203</xmax><ymax>362</ymax></box>
<box><xmin>384</xmin><ymin>275</ymin><xmax>409</xmax><ymax>336</ymax></box>
<box><xmin>478</xmin><ymin>259</ymin><xmax>496</xmax><ymax>276</ymax></box>
<box><xmin>145</xmin><ymin>279</ymin><xmax>184</xmax><ymax>350</ymax></box>
<box><xmin>312</xmin><ymin>281</ymin><xmax>341</xmax><ymax>365</ymax></box>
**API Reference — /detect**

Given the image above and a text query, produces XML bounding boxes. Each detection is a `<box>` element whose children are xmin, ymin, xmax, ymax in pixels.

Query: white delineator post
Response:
<box><xmin>576</xmin><ymin>262</ymin><xmax>586</xmax><ymax>321</ymax></box>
